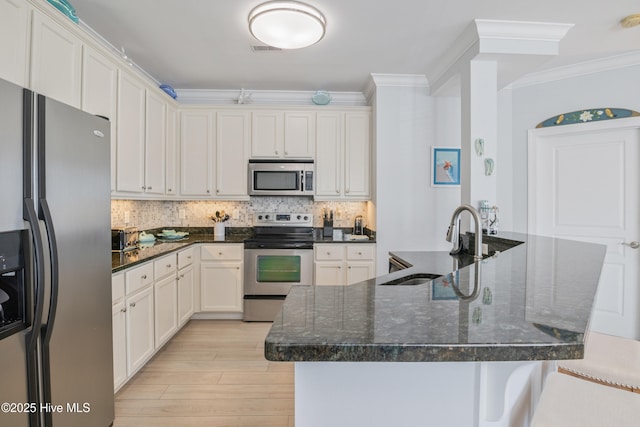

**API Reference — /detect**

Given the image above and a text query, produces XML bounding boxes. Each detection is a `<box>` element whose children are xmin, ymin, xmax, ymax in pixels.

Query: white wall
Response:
<box><xmin>373</xmin><ymin>84</ymin><xmax>461</xmax><ymax>274</ymax></box>
<box><xmin>508</xmin><ymin>63</ymin><xmax>640</xmax><ymax>232</ymax></box>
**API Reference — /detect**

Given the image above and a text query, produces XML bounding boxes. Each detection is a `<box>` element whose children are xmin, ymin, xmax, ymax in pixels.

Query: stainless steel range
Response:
<box><xmin>243</xmin><ymin>212</ymin><xmax>314</xmax><ymax>321</ymax></box>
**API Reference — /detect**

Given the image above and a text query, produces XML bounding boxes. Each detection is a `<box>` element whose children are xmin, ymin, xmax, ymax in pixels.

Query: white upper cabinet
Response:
<box><xmin>315</xmin><ymin>112</ymin><xmax>343</xmax><ymax>197</ymax></box>
<box><xmin>284</xmin><ymin>111</ymin><xmax>316</xmax><ymax>158</ymax></box>
<box><xmin>116</xmin><ymin>70</ymin><xmax>146</xmax><ymax>194</ymax></box>
<box><xmin>144</xmin><ymin>90</ymin><xmax>167</xmax><ymax>195</ymax></box>
<box><xmin>344</xmin><ymin>112</ymin><xmax>371</xmax><ymax>198</ymax></box>
<box><xmin>81</xmin><ymin>45</ymin><xmax>118</xmax><ymax>192</ymax></box>
<box><xmin>216</xmin><ymin>111</ymin><xmax>250</xmax><ymax>198</ymax></box>
<box><xmin>180</xmin><ymin>111</ymin><xmax>214</xmax><ymax>197</ymax></box>
<box><xmin>315</xmin><ymin>110</ymin><xmax>371</xmax><ymax>200</ymax></box>
<box><xmin>30</xmin><ymin>9</ymin><xmax>82</xmax><ymax>108</ymax></box>
<box><xmin>0</xmin><ymin>0</ymin><xmax>30</xmax><ymax>87</ymax></box>
<box><xmin>251</xmin><ymin>110</ymin><xmax>315</xmax><ymax>159</ymax></box>
<box><xmin>165</xmin><ymin>103</ymin><xmax>178</xmax><ymax>196</ymax></box>
<box><xmin>251</xmin><ymin>111</ymin><xmax>283</xmax><ymax>158</ymax></box>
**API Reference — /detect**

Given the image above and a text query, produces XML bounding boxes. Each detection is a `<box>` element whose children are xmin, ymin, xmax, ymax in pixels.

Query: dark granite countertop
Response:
<box><xmin>112</xmin><ymin>227</ymin><xmax>376</xmax><ymax>273</ymax></box>
<box><xmin>265</xmin><ymin>232</ymin><xmax>607</xmax><ymax>363</ymax></box>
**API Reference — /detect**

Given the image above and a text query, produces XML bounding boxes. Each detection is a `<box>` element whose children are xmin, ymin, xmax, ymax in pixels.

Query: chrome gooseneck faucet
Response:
<box><xmin>446</xmin><ymin>204</ymin><xmax>483</xmax><ymax>260</ymax></box>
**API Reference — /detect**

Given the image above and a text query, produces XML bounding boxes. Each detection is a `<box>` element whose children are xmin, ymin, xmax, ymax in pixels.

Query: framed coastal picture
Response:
<box><xmin>432</xmin><ymin>147</ymin><xmax>461</xmax><ymax>187</ymax></box>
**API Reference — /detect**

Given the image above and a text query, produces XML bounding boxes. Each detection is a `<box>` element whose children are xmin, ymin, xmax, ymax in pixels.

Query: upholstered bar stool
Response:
<box><xmin>557</xmin><ymin>331</ymin><xmax>640</xmax><ymax>392</ymax></box>
<box><xmin>531</xmin><ymin>372</ymin><xmax>640</xmax><ymax>427</ymax></box>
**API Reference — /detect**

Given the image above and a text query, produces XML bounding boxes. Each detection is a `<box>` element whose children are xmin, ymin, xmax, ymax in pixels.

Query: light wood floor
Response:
<box><xmin>113</xmin><ymin>320</ymin><xmax>295</xmax><ymax>427</ymax></box>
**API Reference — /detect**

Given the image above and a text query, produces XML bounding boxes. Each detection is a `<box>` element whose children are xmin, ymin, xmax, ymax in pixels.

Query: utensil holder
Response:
<box><xmin>214</xmin><ymin>222</ymin><xmax>225</xmax><ymax>236</ymax></box>
<box><xmin>323</xmin><ymin>219</ymin><xmax>333</xmax><ymax>237</ymax></box>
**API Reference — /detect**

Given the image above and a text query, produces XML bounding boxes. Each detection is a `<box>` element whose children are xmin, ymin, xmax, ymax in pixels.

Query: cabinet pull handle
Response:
<box><xmin>187</xmin><ymin>256</ymin><xmax>192</xmax><ymax>259</ymax></box>
<box><xmin>148</xmin><ymin>186</ymin><xmax>152</xmax><ymax>190</ymax></box>
<box><xmin>130</xmin><ymin>302</ymin><xmax>136</xmax><ymax>308</ymax></box>
<box><xmin>120</xmin><ymin>308</ymin><xmax>127</xmax><ymax>313</ymax></box>
<box><xmin>141</xmin><ymin>186</ymin><xmax>146</xmax><ymax>190</ymax></box>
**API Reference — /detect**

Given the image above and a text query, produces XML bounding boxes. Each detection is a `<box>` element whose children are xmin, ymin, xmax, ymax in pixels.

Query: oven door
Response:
<box><xmin>244</xmin><ymin>248</ymin><xmax>313</xmax><ymax>295</ymax></box>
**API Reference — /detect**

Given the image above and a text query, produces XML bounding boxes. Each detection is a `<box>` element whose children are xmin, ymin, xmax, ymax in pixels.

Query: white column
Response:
<box><xmin>460</xmin><ymin>59</ymin><xmax>498</xmax><ymax>213</ymax></box>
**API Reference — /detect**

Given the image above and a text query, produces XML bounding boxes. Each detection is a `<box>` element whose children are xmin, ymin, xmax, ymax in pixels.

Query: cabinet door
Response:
<box><xmin>144</xmin><ymin>90</ymin><xmax>167</xmax><ymax>195</ymax></box>
<box><xmin>30</xmin><ymin>9</ymin><xmax>82</xmax><ymax>108</ymax></box>
<box><xmin>180</xmin><ymin>111</ymin><xmax>214</xmax><ymax>196</ymax></box>
<box><xmin>216</xmin><ymin>111</ymin><xmax>249</xmax><ymax>197</ymax></box>
<box><xmin>81</xmin><ymin>46</ymin><xmax>118</xmax><ymax>192</ymax></box>
<box><xmin>165</xmin><ymin>104</ymin><xmax>178</xmax><ymax>195</ymax></box>
<box><xmin>251</xmin><ymin>111</ymin><xmax>283</xmax><ymax>158</ymax></box>
<box><xmin>346</xmin><ymin>262</ymin><xmax>375</xmax><ymax>285</ymax></box>
<box><xmin>284</xmin><ymin>112</ymin><xmax>315</xmax><ymax>158</ymax></box>
<box><xmin>154</xmin><ymin>274</ymin><xmax>178</xmax><ymax>348</ymax></box>
<box><xmin>125</xmin><ymin>285</ymin><xmax>154</xmax><ymax>375</ymax></box>
<box><xmin>112</xmin><ymin>300</ymin><xmax>127</xmax><ymax>391</ymax></box>
<box><xmin>177</xmin><ymin>265</ymin><xmax>195</xmax><ymax>326</ymax></box>
<box><xmin>315</xmin><ymin>262</ymin><xmax>345</xmax><ymax>286</ymax></box>
<box><xmin>344</xmin><ymin>112</ymin><xmax>371</xmax><ymax>198</ymax></box>
<box><xmin>201</xmin><ymin>262</ymin><xmax>243</xmax><ymax>312</ymax></box>
<box><xmin>315</xmin><ymin>112</ymin><xmax>342</xmax><ymax>197</ymax></box>
<box><xmin>0</xmin><ymin>0</ymin><xmax>30</xmax><ymax>87</ymax></box>
<box><xmin>116</xmin><ymin>71</ymin><xmax>146</xmax><ymax>193</ymax></box>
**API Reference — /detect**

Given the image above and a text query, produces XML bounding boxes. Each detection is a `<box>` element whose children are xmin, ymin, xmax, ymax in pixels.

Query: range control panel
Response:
<box><xmin>253</xmin><ymin>212</ymin><xmax>313</xmax><ymax>227</ymax></box>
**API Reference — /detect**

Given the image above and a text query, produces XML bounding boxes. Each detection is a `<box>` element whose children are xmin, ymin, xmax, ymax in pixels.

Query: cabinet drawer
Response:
<box><xmin>201</xmin><ymin>244</ymin><xmax>243</xmax><ymax>261</ymax></box>
<box><xmin>347</xmin><ymin>244</ymin><xmax>375</xmax><ymax>261</ymax></box>
<box><xmin>315</xmin><ymin>244</ymin><xmax>345</xmax><ymax>261</ymax></box>
<box><xmin>154</xmin><ymin>254</ymin><xmax>177</xmax><ymax>280</ymax></box>
<box><xmin>112</xmin><ymin>273</ymin><xmax>125</xmax><ymax>303</ymax></box>
<box><xmin>178</xmin><ymin>247</ymin><xmax>195</xmax><ymax>268</ymax></box>
<box><xmin>125</xmin><ymin>262</ymin><xmax>154</xmax><ymax>295</ymax></box>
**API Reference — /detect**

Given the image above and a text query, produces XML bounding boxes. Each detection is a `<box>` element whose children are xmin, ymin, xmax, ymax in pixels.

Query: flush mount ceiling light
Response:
<box><xmin>248</xmin><ymin>1</ymin><xmax>326</xmax><ymax>49</ymax></box>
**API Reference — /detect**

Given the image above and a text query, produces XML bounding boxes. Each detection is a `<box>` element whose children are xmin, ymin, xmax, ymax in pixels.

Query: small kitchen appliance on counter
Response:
<box><xmin>353</xmin><ymin>215</ymin><xmax>364</xmax><ymax>235</ymax></box>
<box><xmin>112</xmin><ymin>227</ymin><xmax>139</xmax><ymax>252</ymax></box>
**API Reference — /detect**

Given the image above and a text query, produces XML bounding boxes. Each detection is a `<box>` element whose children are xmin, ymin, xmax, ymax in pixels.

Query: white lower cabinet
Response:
<box><xmin>177</xmin><ymin>247</ymin><xmax>196</xmax><ymax>326</ymax></box>
<box><xmin>154</xmin><ymin>274</ymin><xmax>178</xmax><ymax>349</ymax></box>
<box><xmin>125</xmin><ymin>284</ymin><xmax>154</xmax><ymax>377</ymax></box>
<box><xmin>200</xmin><ymin>244</ymin><xmax>243</xmax><ymax>313</ymax></box>
<box><xmin>111</xmin><ymin>273</ymin><xmax>127</xmax><ymax>391</ymax></box>
<box><xmin>314</xmin><ymin>243</ymin><xmax>376</xmax><ymax>286</ymax></box>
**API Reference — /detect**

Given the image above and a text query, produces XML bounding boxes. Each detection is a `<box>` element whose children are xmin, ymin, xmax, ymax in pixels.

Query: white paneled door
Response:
<box><xmin>528</xmin><ymin>118</ymin><xmax>640</xmax><ymax>339</ymax></box>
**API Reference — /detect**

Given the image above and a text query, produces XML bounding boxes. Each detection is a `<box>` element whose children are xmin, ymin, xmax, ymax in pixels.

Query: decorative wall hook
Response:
<box><xmin>474</xmin><ymin>138</ymin><xmax>485</xmax><ymax>156</ymax></box>
<box><xmin>484</xmin><ymin>158</ymin><xmax>494</xmax><ymax>176</ymax></box>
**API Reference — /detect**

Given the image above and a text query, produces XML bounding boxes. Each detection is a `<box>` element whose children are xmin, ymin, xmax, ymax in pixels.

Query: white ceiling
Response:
<box><xmin>71</xmin><ymin>0</ymin><xmax>640</xmax><ymax>93</ymax></box>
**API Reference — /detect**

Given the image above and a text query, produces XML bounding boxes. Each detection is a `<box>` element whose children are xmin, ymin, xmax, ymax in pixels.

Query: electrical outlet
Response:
<box><xmin>482</xmin><ymin>243</ymin><xmax>489</xmax><ymax>256</ymax></box>
<box><xmin>233</xmin><ymin>210</ymin><xmax>239</xmax><ymax>220</ymax></box>
<box><xmin>179</xmin><ymin>209</ymin><xmax>186</xmax><ymax>219</ymax></box>
<box><xmin>124</xmin><ymin>211</ymin><xmax>130</xmax><ymax>224</ymax></box>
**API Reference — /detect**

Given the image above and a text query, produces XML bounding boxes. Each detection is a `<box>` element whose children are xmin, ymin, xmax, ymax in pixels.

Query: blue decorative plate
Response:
<box><xmin>47</xmin><ymin>0</ymin><xmax>79</xmax><ymax>23</ymax></box>
<box><xmin>312</xmin><ymin>90</ymin><xmax>331</xmax><ymax>105</ymax></box>
<box><xmin>160</xmin><ymin>84</ymin><xmax>177</xmax><ymax>99</ymax></box>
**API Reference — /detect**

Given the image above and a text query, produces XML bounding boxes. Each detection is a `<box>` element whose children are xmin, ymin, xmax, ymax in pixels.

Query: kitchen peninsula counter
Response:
<box><xmin>265</xmin><ymin>232</ymin><xmax>607</xmax><ymax>427</ymax></box>
<box><xmin>265</xmin><ymin>232</ymin><xmax>607</xmax><ymax>362</ymax></box>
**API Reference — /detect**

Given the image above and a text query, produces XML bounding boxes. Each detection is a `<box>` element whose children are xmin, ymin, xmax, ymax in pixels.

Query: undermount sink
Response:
<box><xmin>379</xmin><ymin>273</ymin><xmax>441</xmax><ymax>286</ymax></box>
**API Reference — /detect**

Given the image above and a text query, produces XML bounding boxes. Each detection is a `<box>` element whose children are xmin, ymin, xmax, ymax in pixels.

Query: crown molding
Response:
<box><xmin>175</xmin><ymin>89</ymin><xmax>367</xmax><ymax>106</ymax></box>
<box><xmin>364</xmin><ymin>73</ymin><xmax>430</xmax><ymax>101</ymax></box>
<box><xmin>430</xmin><ymin>19</ymin><xmax>573</xmax><ymax>94</ymax></box>
<box><xmin>510</xmin><ymin>50</ymin><xmax>640</xmax><ymax>89</ymax></box>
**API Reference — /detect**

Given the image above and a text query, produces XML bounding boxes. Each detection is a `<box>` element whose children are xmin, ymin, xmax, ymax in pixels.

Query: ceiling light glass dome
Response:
<box><xmin>248</xmin><ymin>1</ymin><xmax>326</xmax><ymax>49</ymax></box>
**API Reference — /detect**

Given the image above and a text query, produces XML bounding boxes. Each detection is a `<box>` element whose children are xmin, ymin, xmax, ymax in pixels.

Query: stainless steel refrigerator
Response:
<box><xmin>0</xmin><ymin>77</ymin><xmax>114</xmax><ymax>426</ymax></box>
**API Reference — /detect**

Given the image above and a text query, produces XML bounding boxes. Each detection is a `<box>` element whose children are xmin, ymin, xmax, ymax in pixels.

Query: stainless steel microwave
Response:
<box><xmin>248</xmin><ymin>160</ymin><xmax>314</xmax><ymax>196</ymax></box>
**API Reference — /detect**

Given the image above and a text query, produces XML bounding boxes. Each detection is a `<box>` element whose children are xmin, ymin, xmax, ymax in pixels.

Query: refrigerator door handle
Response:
<box><xmin>23</xmin><ymin>198</ymin><xmax>46</xmax><ymax>427</ymax></box>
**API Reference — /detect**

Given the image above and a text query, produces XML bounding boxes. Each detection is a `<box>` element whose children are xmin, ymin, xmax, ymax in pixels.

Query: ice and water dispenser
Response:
<box><xmin>0</xmin><ymin>230</ymin><xmax>30</xmax><ymax>340</ymax></box>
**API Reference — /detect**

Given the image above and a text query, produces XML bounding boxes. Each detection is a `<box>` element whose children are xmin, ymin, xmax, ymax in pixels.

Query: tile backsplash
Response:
<box><xmin>111</xmin><ymin>198</ymin><xmax>371</xmax><ymax>230</ymax></box>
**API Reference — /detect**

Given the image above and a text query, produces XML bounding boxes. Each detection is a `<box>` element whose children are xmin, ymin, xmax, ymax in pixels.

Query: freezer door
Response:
<box><xmin>38</xmin><ymin>96</ymin><xmax>114</xmax><ymax>427</ymax></box>
<box><xmin>0</xmin><ymin>78</ymin><xmax>31</xmax><ymax>427</ymax></box>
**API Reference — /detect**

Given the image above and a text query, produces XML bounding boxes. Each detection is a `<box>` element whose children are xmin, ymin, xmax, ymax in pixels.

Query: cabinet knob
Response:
<box><xmin>275</xmin><ymin>150</ymin><xmax>279</xmax><ymax>155</ymax></box>
<box><xmin>148</xmin><ymin>186</ymin><xmax>152</xmax><ymax>190</ymax></box>
<box><xmin>326</xmin><ymin>252</ymin><xmax>331</xmax><ymax>255</ymax></box>
<box><xmin>284</xmin><ymin>151</ymin><xmax>288</xmax><ymax>155</ymax></box>
<box><xmin>167</xmin><ymin>264</ymin><xmax>172</xmax><ymax>268</ymax></box>
<box><xmin>207</xmin><ymin>189</ymin><xmax>211</xmax><ymax>194</ymax></box>
<box><xmin>120</xmin><ymin>308</ymin><xmax>127</xmax><ymax>313</ymax></box>
<box><xmin>130</xmin><ymin>302</ymin><xmax>136</xmax><ymax>308</ymax></box>
<box><xmin>218</xmin><ymin>252</ymin><xmax>223</xmax><ymax>256</ymax></box>
<box><xmin>141</xmin><ymin>274</ymin><xmax>147</xmax><ymax>280</ymax></box>
<box><xmin>141</xmin><ymin>186</ymin><xmax>146</xmax><ymax>190</ymax></box>
<box><xmin>358</xmin><ymin>251</ymin><xmax>362</xmax><ymax>255</ymax></box>
<box><xmin>180</xmin><ymin>274</ymin><xmax>185</xmax><ymax>278</ymax></box>
<box><xmin>168</xmin><ymin>188</ymin><xmax>173</xmax><ymax>192</ymax></box>
<box><xmin>187</xmin><ymin>256</ymin><xmax>192</xmax><ymax>260</ymax></box>
<box><xmin>336</xmin><ymin>189</ymin><xmax>340</xmax><ymax>194</ymax></box>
